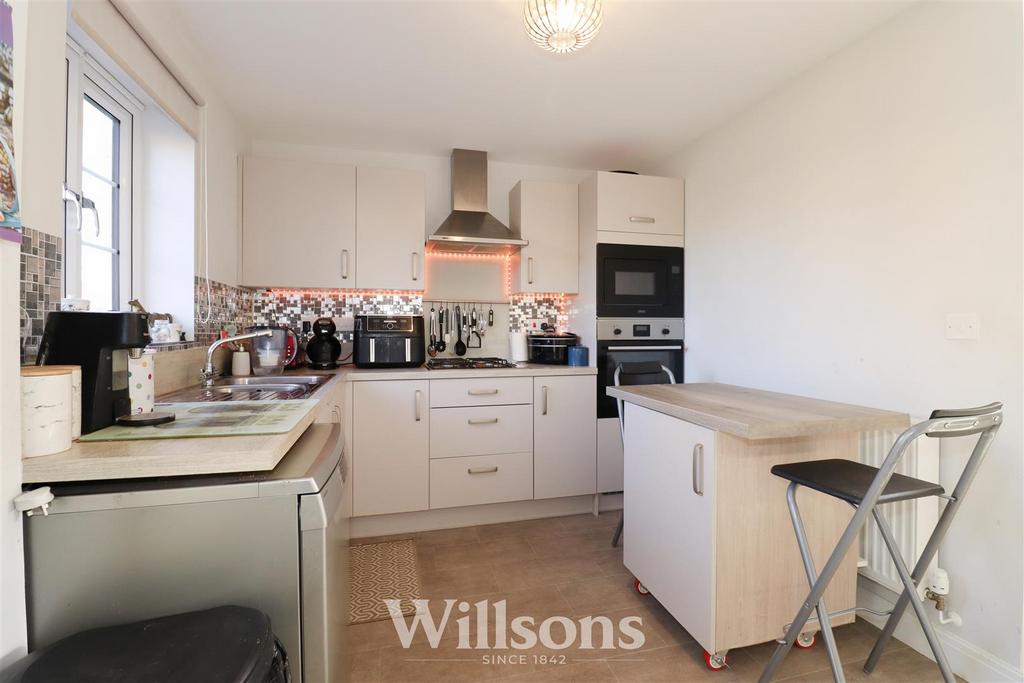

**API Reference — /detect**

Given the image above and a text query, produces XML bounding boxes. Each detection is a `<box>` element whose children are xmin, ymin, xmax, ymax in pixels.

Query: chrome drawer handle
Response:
<box><xmin>468</xmin><ymin>466</ymin><xmax>499</xmax><ymax>475</ymax></box>
<box><xmin>629</xmin><ymin>216</ymin><xmax>655</xmax><ymax>223</ymax></box>
<box><xmin>341</xmin><ymin>249</ymin><xmax>350</xmax><ymax>279</ymax></box>
<box><xmin>468</xmin><ymin>389</ymin><xmax>499</xmax><ymax>396</ymax></box>
<box><xmin>468</xmin><ymin>418</ymin><xmax>499</xmax><ymax>425</ymax></box>
<box><xmin>692</xmin><ymin>443</ymin><xmax>704</xmax><ymax>496</ymax></box>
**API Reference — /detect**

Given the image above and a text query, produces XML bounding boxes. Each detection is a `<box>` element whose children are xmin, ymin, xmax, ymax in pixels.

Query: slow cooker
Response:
<box><xmin>527</xmin><ymin>332</ymin><xmax>580</xmax><ymax>365</ymax></box>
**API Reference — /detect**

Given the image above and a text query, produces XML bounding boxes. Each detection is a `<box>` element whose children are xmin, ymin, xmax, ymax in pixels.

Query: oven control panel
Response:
<box><xmin>597</xmin><ymin>318</ymin><xmax>684</xmax><ymax>341</ymax></box>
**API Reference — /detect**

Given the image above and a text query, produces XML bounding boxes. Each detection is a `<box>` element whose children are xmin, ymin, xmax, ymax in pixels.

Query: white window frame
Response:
<box><xmin>64</xmin><ymin>39</ymin><xmax>143</xmax><ymax>311</ymax></box>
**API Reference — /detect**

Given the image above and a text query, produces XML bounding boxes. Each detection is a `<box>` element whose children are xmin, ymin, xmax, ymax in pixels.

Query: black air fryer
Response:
<box><xmin>353</xmin><ymin>316</ymin><xmax>425</xmax><ymax>368</ymax></box>
<box><xmin>305</xmin><ymin>318</ymin><xmax>342</xmax><ymax>369</ymax></box>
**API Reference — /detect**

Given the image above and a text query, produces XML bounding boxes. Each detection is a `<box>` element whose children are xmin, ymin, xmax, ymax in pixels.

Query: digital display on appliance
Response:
<box><xmin>633</xmin><ymin>324</ymin><xmax>651</xmax><ymax>337</ymax></box>
<box><xmin>615</xmin><ymin>271</ymin><xmax>656</xmax><ymax>296</ymax></box>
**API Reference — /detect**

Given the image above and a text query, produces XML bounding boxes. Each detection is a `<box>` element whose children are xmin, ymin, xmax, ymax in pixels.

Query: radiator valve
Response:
<box><xmin>925</xmin><ymin>568</ymin><xmax>962</xmax><ymax>627</ymax></box>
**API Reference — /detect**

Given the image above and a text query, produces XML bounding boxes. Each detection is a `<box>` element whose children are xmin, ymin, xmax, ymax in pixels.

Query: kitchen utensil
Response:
<box><xmin>454</xmin><ymin>305</ymin><xmax>467</xmax><ymax>356</ymax></box>
<box><xmin>427</xmin><ymin>307</ymin><xmax>437</xmax><ymax>358</ymax></box>
<box><xmin>436</xmin><ymin>308</ymin><xmax>447</xmax><ymax>353</ymax></box>
<box><xmin>305</xmin><ymin>318</ymin><xmax>342</xmax><ymax>369</ymax></box>
<box><xmin>247</xmin><ymin>325</ymin><xmax>299</xmax><ymax>375</ymax></box>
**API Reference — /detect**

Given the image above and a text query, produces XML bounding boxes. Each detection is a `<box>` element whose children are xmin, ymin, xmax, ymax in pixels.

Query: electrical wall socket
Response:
<box><xmin>945</xmin><ymin>313</ymin><xmax>980</xmax><ymax>340</ymax></box>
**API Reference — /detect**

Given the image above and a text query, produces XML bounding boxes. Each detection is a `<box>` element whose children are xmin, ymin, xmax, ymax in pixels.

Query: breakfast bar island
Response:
<box><xmin>605</xmin><ymin>382</ymin><xmax>909</xmax><ymax>669</ymax></box>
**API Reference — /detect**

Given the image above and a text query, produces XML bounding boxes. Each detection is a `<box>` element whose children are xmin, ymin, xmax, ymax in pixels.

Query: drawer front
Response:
<box><xmin>429</xmin><ymin>377</ymin><xmax>533</xmax><ymax>407</ymax></box>
<box><xmin>430</xmin><ymin>452</ymin><xmax>533</xmax><ymax>509</ymax></box>
<box><xmin>430</xmin><ymin>405</ymin><xmax>533</xmax><ymax>459</ymax></box>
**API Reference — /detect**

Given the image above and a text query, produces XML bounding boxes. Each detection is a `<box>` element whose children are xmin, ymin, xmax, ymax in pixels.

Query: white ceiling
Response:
<box><xmin>168</xmin><ymin>0</ymin><xmax>908</xmax><ymax>170</ymax></box>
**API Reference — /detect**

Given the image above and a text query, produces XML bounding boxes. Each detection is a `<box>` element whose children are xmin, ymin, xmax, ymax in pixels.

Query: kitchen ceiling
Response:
<box><xmin>166</xmin><ymin>0</ymin><xmax>908</xmax><ymax>170</ymax></box>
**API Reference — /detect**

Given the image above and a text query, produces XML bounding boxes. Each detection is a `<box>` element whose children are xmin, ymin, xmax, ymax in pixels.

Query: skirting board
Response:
<box><xmin>351</xmin><ymin>493</ymin><xmax>623</xmax><ymax>539</ymax></box>
<box><xmin>858</xmin><ymin>576</ymin><xmax>1023</xmax><ymax>682</ymax></box>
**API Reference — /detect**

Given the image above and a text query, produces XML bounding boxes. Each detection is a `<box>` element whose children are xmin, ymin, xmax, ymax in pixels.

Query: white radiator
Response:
<box><xmin>858</xmin><ymin>419</ymin><xmax>941</xmax><ymax>594</ymax></box>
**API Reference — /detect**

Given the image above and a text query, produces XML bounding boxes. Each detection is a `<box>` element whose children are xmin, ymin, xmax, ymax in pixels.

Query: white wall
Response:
<box><xmin>110</xmin><ymin>0</ymin><xmax>249</xmax><ymax>287</ymax></box>
<box><xmin>651</xmin><ymin>1</ymin><xmax>1023</xmax><ymax>676</ymax></box>
<box><xmin>141</xmin><ymin>106</ymin><xmax>196</xmax><ymax>336</ymax></box>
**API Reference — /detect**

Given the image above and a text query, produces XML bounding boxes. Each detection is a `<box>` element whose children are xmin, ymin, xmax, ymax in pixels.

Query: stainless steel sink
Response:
<box><xmin>161</xmin><ymin>374</ymin><xmax>329</xmax><ymax>402</ymax></box>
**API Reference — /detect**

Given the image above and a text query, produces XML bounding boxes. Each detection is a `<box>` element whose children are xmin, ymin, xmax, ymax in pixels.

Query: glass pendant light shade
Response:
<box><xmin>524</xmin><ymin>0</ymin><xmax>603</xmax><ymax>54</ymax></box>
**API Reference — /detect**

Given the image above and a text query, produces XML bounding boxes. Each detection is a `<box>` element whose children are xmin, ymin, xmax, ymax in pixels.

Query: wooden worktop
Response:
<box><xmin>606</xmin><ymin>382</ymin><xmax>908</xmax><ymax>439</ymax></box>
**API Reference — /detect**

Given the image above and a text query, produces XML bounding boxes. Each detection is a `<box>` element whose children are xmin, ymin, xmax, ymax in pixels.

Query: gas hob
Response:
<box><xmin>425</xmin><ymin>357</ymin><xmax>519</xmax><ymax>370</ymax></box>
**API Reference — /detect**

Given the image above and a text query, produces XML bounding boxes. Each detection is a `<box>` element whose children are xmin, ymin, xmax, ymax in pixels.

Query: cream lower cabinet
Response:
<box><xmin>533</xmin><ymin>376</ymin><xmax>596</xmax><ymax>499</ymax></box>
<box><xmin>352</xmin><ymin>380</ymin><xmax>429</xmax><ymax>517</ymax></box>
<box><xmin>623</xmin><ymin>404</ymin><xmax>715</xmax><ymax>649</ymax></box>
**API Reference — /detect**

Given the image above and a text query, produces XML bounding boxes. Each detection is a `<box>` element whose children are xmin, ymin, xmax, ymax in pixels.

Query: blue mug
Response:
<box><xmin>567</xmin><ymin>345</ymin><xmax>589</xmax><ymax>367</ymax></box>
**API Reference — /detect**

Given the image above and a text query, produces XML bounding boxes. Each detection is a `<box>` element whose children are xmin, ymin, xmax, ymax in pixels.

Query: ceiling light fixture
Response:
<box><xmin>523</xmin><ymin>0</ymin><xmax>603</xmax><ymax>54</ymax></box>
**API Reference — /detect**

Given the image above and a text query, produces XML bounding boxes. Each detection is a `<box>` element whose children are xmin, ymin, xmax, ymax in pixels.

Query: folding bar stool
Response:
<box><xmin>610</xmin><ymin>361</ymin><xmax>677</xmax><ymax>548</ymax></box>
<box><xmin>758</xmin><ymin>402</ymin><xmax>1003</xmax><ymax>683</ymax></box>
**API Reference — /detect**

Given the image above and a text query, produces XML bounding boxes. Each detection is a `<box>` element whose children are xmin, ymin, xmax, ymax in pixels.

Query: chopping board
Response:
<box><xmin>78</xmin><ymin>400</ymin><xmax>319</xmax><ymax>442</ymax></box>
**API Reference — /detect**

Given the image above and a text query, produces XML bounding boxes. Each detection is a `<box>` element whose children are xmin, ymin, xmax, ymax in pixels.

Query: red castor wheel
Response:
<box><xmin>703</xmin><ymin>650</ymin><xmax>728</xmax><ymax>670</ymax></box>
<box><xmin>796</xmin><ymin>632</ymin><xmax>817</xmax><ymax>649</ymax></box>
<box><xmin>633</xmin><ymin>578</ymin><xmax>650</xmax><ymax>595</ymax></box>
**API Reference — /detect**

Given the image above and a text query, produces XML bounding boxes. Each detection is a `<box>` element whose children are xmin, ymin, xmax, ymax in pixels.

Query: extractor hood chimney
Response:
<box><xmin>427</xmin><ymin>149</ymin><xmax>528</xmax><ymax>254</ymax></box>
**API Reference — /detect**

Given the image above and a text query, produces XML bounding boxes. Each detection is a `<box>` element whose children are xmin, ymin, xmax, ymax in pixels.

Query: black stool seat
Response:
<box><xmin>771</xmin><ymin>459</ymin><xmax>944</xmax><ymax>505</ymax></box>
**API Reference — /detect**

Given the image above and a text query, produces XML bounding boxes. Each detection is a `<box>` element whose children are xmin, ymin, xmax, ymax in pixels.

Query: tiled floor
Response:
<box><xmin>349</xmin><ymin>512</ymin><xmax>947</xmax><ymax>683</ymax></box>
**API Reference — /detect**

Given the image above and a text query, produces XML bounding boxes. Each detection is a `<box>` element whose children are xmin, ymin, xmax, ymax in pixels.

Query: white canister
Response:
<box><xmin>128</xmin><ymin>352</ymin><xmax>155</xmax><ymax>414</ymax></box>
<box><xmin>232</xmin><ymin>350</ymin><xmax>252</xmax><ymax>376</ymax></box>
<box><xmin>510</xmin><ymin>332</ymin><xmax>529</xmax><ymax>362</ymax></box>
<box><xmin>47</xmin><ymin>365</ymin><xmax>82</xmax><ymax>439</ymax></box>
<box><xmin>21</xmin><ymin>367</ymin><xmax>73</xmax><ymax>458</ymax></box>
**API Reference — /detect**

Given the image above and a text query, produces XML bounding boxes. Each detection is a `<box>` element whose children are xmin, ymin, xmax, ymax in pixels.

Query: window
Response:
<box><xmin>64</xmin><ymin>41</ymin><xmax>140</xmax><ymax>311</ymax></box>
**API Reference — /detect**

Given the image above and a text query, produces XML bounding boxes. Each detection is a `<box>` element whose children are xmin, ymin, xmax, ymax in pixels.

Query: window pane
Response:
<box><xmin>81</xmin><ymin>172</ymin><xmax>115</xmax><ymax>248</ymax></box>
<box><xmin>82</xmin><ymin>97</ymin><xmax>116</xmax><ymax>181</ymax></box>
<box><xmin>81</xmin><ymin>244</ymin><xmax>115</xmax><ymax>312</ymax></box>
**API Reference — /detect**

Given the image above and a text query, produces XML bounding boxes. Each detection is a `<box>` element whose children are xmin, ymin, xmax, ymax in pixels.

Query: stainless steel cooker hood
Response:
<box><xmin>427</xmin><ymin>149</ymin><xmax>528</xmax><ymax>254</ymax></box>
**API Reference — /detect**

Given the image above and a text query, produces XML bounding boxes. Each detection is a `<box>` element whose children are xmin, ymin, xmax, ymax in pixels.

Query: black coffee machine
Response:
<box><xmin>36</xmin><ymin>311</ymin><xmax>151</xmax><ymax>434</ymax></box>
<box><xmin>305</xmin><ymin>318</ymin><xmax>342</xmax><ymax>369</ymax></box>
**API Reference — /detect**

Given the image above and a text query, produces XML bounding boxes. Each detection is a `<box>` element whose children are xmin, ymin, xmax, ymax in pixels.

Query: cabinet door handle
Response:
<box><xmin>692</xmin><ymin>443</ymin><xmax>704</xmax><ymax>496</ymax></box>
<box><xmin>468</xmin><ymin>389</ymin><xmax>499</xmax><ymax>396</ymax></box>
<box><xmin>527</xmin><ymin>256</ymin><xmax>534</xmax><ymax>285</ymax></box>
<box><xmin>411</xmin><ymin>252</ymin><xmax>420</xmax><ymax>281</ymax></box>
<box><xmin>541</xmin><ymin>385</ymin><xmax>549</xmax><ymax>415</ymax></box>
<box><xmin>468</xmin><ymin>417</ymin><xmax>499</xmax><ymax>425</ymax></box>
<box><xmin>468</xmin><ymin>466</ymin><xmax>499</xmax><ymax>475</ymax></box>
<box><xmin>341</xmin><ymin>249</ymin><xmax>350</xmax><ymax>279</ymax></box>
<box><xmin>414</xmin><ymin>389</ymin><xmax>422</xmax><ymax>422</ymax></box>
<box><xmin>629</xmin><ymin>216</ymin><xmax>655</xmax><ymax>224</ymax></box>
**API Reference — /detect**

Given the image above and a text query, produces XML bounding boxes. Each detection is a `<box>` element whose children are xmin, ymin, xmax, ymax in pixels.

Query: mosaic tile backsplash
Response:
<box><xmin>509</xmin><ymin>295</ymin><xmax>570</xmax><ymax>333</ymax></box>
<box><xmin>193</xmin><ymin>277</ymin><xmax>255</xmax><ymax>345</ymax></box>
<box><xmin>20</xmin><ymin>228</ymin><xmax>63</xmax><ymax>363</ymax></box>
<box><xmin>251</xmin><ymin>290</ymin><xmax>423</xmax><ymax>329</ymax></box>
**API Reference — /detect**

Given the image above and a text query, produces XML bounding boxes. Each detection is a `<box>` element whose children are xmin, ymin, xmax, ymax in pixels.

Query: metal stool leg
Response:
<box><xmin>611</xmin><ymin>512</ymin><xmax>623</xmax><ymax>548</ymax></box>
<box><xmin>786</xmin><ymin>483</ymin><xmax>844</xmax><ymax>682</ymax></box>
<box><xmin>759</xmin><ymin>486</ymin><xmax>877</xmax><ymax>683</ymax></box>
<box><xmin>864</xmin><ymin>428</ymin><xmax>996</xmax><ymax>675</ymax></box>
<box><xmin>871</xmin><ymin>508</ymin><xmax>955</xmax><ymax>683</ymax></box>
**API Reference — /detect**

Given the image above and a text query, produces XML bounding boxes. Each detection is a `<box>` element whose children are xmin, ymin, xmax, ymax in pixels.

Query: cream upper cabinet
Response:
<box><xmin>352</xmin><ymin>379</ymin><xmax>429</xmax><ymax>517</ymax></box>
<box><xmin>509</xmin><ymin>181</ymin><xmax>579</xmax><ymax>294</ymax></box>
<box><xmin>533</xmin><ymin>375</ymin><xmax>596</xmax><ymax>499</ymax></box>
<box><xmin>355</xmin><ymin>166</ymin><xmax>426</xmax><ymax>291</ymax></box>
<box><xmin>590</xmin><ymin>171</ymin><xmax>684</xmax><ymax>237</ymax></box>
<box><xmin>241</xmin><ymin>155</ymin><xmax>356</xmax><ymax>288</ymax></box>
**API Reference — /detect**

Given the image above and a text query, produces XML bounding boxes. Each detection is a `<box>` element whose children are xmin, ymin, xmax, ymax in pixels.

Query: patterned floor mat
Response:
<box><xmin>350</xmin><ymin>539</ymin><xmax>421</xmax><ymax>624</ymax></box>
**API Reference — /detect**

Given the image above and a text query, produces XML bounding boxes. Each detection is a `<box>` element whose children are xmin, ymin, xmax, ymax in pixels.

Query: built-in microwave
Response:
<box><xmin>596</xmin><ymin>243</ymin><xmax>684</xmax><ymax>318</ymax></box>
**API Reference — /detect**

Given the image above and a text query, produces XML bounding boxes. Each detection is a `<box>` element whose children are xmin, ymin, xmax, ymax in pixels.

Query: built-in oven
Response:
<box><xmin>596</xmin><ymin>318</ymin><xmax>684</xmax><ymax>418</ymax></box>
<box><xmin>596</xmin><ymin>243</ymin><xmax>684</xmax><ymax>319</ymax></box>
